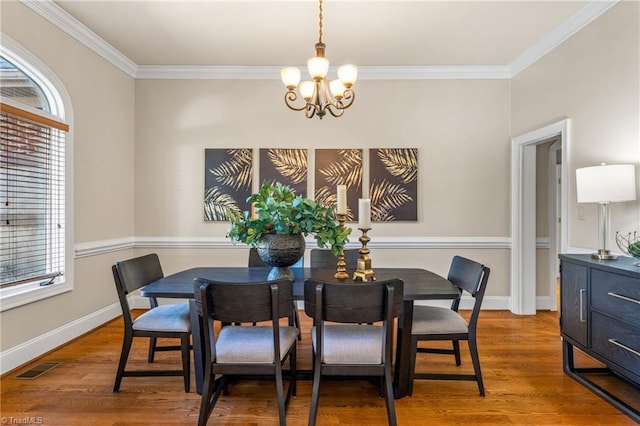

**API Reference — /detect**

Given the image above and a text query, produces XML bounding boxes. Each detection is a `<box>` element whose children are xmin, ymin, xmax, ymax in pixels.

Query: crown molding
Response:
<box><xmin>135</xmin><ymin>64</ymin><xmax>511</xmax><ymax>80</ymax></box>
<box><xmin>509</xmin><ymin>0</ymin><xmax>618</xmax><ymax>77</ymax></box>
<box><xmin>20</xmin><ymin>0</ymin><xmax>617</xmax><ymax>81</ymax></box>
<box><xmin>19</xmin><ymin>0</ymin><xmax>137</xmax><ymax>78</ymax></box>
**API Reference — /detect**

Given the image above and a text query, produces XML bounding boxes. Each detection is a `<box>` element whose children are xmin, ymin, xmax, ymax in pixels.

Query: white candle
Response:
<box><xmin>336</xmin><ymin>185</ymin><xmax>347</xmax><ymax>214</ymax></box>
<box><xmin>358</xmin><ymin>198</ymin><xmax>371</xmax><ymax>229</ymax></box>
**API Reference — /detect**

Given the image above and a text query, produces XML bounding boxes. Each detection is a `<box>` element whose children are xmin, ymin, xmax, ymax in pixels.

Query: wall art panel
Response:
<box><xmin>315</xmin><ymin>149</ymin><xmax>363</xmax><ymax>221</ymax></box>
<box><xmin>369</xmin><ymin>148</ymin><xmax>418</xmax><ymax>222</ymax></box>
<box><xmin>259</xmin><ymin>148</ymin><xmax>308</xmax><ymax>196</ymax></box>
<box><xmin>204</xmin><ymin>148</ymin><xmax>252</xmax><ymax>221</ymax></box>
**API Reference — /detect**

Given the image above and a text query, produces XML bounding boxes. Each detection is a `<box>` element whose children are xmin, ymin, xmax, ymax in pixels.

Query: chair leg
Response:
<box><xmin>274</xmin><ymin>364</ymin><xmax>287</xmax><ymax>426</ymax></box>
<box><xmin>453</xmin><ymin>340</ymin><xmax>461</xmax><ymax>366</ymax></box>
<box><xmin>408</xmin><ymin>336</ymin><xmax>418</xmax><ymax>396</ymax></box>
<box><xmin>148</xmin><ymin>337</ymin><xmax>157</xmax><ymax>363</ymax></box>
<box><xmin>113</xmin><ymin>334</ymin><xmax>133</xmax><ymax>392</ymax></box>
<box><xmin>383</xmin><ymin>368</ymin><xmax>397</xmax><ymax>426</ymax></box>
<box><xmin>308</xmin><ymin>363</ymin><xmax>322</xmax><ymax>426</ymax></box>
<box><xmin>198</xmin><ymin>367</ymin><xmax>217</xmax><ymax>426</ymax></box>
<box><xmin>468</xmin><ymin>337</ymin><xmax>485</xmax><ymax>396</ymax></box>
<box><xmin>181</xmin><ymin>334</ymin><xmax>191</xmax><ymax>392</ymax></box>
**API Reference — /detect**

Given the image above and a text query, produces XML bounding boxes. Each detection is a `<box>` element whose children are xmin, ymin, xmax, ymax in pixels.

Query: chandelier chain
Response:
<box><xmin>318</xmin><ymin>0</ymin><xmax>323</xmax><ymax>44</ymax></box>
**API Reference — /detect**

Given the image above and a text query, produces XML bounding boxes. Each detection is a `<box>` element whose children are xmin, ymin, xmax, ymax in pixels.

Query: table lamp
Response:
<box><xmin>576</xmin><ymin>163</ymin><xmax>637</xmax><ymax>259</ymax></box>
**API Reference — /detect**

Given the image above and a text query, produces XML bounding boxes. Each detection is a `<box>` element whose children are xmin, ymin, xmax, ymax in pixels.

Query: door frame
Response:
<box><xmin>510</xmin><ymin>119</ymin><xmax>570</xmax><ymax>314</ymax></box>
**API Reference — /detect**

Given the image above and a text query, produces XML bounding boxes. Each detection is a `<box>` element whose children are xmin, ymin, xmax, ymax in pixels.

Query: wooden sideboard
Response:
<box><xmin>559</xmin><ymin>253</ymin><xmax>640</xmax><ymax>422</ymax></box>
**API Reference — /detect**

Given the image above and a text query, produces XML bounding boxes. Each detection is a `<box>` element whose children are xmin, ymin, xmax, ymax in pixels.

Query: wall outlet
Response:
<box><xmin>578</xmin><ymin>206</ymin><xmax>586</xmax><ymax>221</ymax></box>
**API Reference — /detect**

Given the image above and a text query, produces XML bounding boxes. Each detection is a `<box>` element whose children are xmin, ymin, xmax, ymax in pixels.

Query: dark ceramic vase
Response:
<box><xmin>255</xmin><ymin>233</ymin><xmax>305</xmax><ymax>281</ymax></box>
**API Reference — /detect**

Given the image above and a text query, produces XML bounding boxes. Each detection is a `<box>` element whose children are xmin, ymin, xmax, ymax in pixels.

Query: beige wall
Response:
<box><xmin>1</xmin><ymin>3</ymin><xmax>136</xmax><ymax>351</ymax></box>
<box><xmin>512</xmin><ymin>1</ymin><xmax>640</xmax><ymax>253</ymax></box>
<box><xmin>134</xmin><ymin>79</ymin><xmax>511</xmax><ymax>239</ymax></box>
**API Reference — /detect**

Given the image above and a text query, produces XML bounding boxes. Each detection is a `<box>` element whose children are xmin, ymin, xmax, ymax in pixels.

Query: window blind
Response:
<box><xmin>0</xmin><ymin>103</ymin><xmax>67</xmax><ymax>289</ymax></box>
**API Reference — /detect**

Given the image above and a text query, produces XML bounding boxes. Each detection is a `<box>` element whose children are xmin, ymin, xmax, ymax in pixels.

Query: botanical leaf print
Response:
<box><xmin>267</xmin><ymin>149</ymin><xmax>307</xmax><ymax>184</ymax></box>
<box><xmin>208</xmin><ymin>149</ymin><xmax>252</xmax><ymax>191</ymax></box>
<box><xmin>377</xmin><ymin>148</ymin><xmax>417</xmax><ymax>183</ymax></box>
<box><xmin>319</xmin><ymin>149</ymin><xmax>362</xmax><ymax>187</ymax></box>
<box><xmin>369</xmin><ymin>179</ymin><xmax>413</xmax><ymax>222</ymax></box>
<box><xmin>204</xmin><ymin>186</ymin><xmax>240</xmax><ymax>221</ymax></box>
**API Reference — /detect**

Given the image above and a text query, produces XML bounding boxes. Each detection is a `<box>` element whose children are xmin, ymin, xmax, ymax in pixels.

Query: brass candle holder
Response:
<box><xmin>334</xmin><ymin>213</ymin><xmax>349</xmax><ymax>279</ymax></box>
<box><xmin>353</xmin><ymin>228</ymin><xmax>376</xmax><ymax>282</ymax></box>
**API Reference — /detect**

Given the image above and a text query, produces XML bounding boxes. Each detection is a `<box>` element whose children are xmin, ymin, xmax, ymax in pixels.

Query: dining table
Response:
<box><xmin>140</xmin><ymin>266</ymin><xmax>460</xmax><ymax>398</ymax></box>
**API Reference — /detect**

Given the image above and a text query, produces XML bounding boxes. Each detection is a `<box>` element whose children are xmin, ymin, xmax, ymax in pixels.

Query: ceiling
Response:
<box><xmin>47</xmin><ymin>0</ymin><xmax>597</xmax><ymax>70</ymax></box>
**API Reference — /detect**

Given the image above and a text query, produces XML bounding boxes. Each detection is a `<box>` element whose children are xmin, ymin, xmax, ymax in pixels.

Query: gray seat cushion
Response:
<box><xmin>411</xmin><ymin>306</ymin><xmax>468</xmax><ymax>335</ymax></box>
<box><xmin>215</xmin><ymin>326</ymin><xmax>298</xmax><ymax>364</ymax></box>
<box><xmin>133</xmin><ymin>303</ymin><xmax>191</xmax><ymax>332</ymax></box>
<box><xmin>312</xmin><ymin>325</ymin><xmax>383</xmax><ymax>364</ymax></box>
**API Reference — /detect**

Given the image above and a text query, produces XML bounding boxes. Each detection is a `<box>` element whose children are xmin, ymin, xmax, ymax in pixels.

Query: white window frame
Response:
<box><xmin>0</xmin><ymin>35</ymin><xmax>74</xmax><ymax>312</ymax></box>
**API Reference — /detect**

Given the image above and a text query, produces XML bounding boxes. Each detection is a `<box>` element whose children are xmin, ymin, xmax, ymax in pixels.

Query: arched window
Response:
<box><xmin>1</xmin><ymin>39</ymin><xmax>72</xmax><ymax>311</ymax></box>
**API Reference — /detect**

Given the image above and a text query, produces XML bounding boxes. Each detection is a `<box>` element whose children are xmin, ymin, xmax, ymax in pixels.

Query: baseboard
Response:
<box><xmin>0</xmin><ymin>302</ymin><xmax>122</xmax><ymax>375</ymax></box>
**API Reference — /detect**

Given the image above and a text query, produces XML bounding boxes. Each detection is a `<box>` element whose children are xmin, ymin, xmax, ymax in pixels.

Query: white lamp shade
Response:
<box><xmin>576</xmin><ymin>164</ymin><xmax>637</xmax><ymax>203</ymax></box>
<box><xmin>281</xmin><ymin>67</ymin><xmax>301</xmax><ymax>89</ymax></box>
<box><xmin>299</xmin><ymin>81</ymin><xmax>315</xmax><ymax>100</ymax></box>
<box><xmin>307</xmin><ymin>56</ymin><xmax>329</xmax><ymax>79</ymax></box>
<box><xmin>329</xmin><ymin>79</ymin><xmax>345</xmax><ymax>98</ymax></box>
<box><xmin>337</xmin><ymin>64</ymin><xmax>357</xmax><ymax>87</ymax></box>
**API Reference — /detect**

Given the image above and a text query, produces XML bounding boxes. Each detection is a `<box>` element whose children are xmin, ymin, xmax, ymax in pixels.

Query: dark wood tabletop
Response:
<box><xmin>141</xmin><ymin>266</ymin><xmax>459</xmax><ymax>302</ymax></box>
<box><xmin>140</xmin><ymin>266</ymin><xmax>459</xmax><ymax>399</ymax></box>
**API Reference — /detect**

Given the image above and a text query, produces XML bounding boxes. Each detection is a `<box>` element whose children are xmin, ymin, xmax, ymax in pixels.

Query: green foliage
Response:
<box><xmin>226</xmin><ymin>181</ymin><xmax>351</xmax><ymax>255</ymax></box>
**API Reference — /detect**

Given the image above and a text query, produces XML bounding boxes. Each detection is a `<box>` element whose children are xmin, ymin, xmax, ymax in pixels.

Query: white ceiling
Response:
<box><xmin>21</xmin><ymin>1</ymin><xmax>616</xmax><ymax>78</ymax></box>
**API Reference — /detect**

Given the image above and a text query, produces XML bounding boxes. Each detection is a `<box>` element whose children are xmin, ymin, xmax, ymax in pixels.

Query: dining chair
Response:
<box><xmin>304</xmin><ymin>278</ymin><xmax>404</xmax><ymax>426</ymax></box>
<box><xmin>309</xmin><ymin>248</ymin><xmax>359</xmax><ymax>270</ymax></box>
<box><xmin>408</xmin><ymin>255</ymin><xmax>490</xmax><ymax>396</ymax></box>
<box><xmin>111</xmin><ymin>253</ymin><xmax>191</xmax><ymax>392</ymax></box>
<box><xmin>193</xmin><ymin>278</ymin><xmax>298</xmax><ymax>426</ymax></box>
<box><xmin>248</xmin><ymin>247</ymin><xmax>303</xmax><ymax>339</ymax></box>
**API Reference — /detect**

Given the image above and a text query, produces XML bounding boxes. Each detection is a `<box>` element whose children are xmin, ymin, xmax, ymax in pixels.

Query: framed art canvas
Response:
<box><xmin>259</xmin><ymin>148</ymin><xmax>308</xmax><ymax>196</ymax></box>
<box><xmin>314</xmin><ymin>149</ymin><xmax>363</xmax><ymax>221</ymax></box>
<box><xmin>204</xmin><ymin>148</ymin><xmax>252</xmax><ymax>221</ymax></box>
<box><xmin>369</xmin><ymin>148</ymin><xmax>418</xmax><ymax>222</ymax></box>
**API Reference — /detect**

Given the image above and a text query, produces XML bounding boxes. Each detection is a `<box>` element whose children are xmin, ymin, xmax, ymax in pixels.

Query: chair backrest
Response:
<box><xmin>309</xmin><ymin>248</ymin><xmax>360</xmax><ymax>270</ymax></box>
<box><xmin>112</xmin><ymin>253</ymin><xmax>164</xmax><ymax>325</ymax></box>
<box><xmin>303</xmin><ymin>279</ymin><xmax>404</xmax><ymax>324</ymax></box>
<box><xmin>447</xmin><ymin>256</ymin><xmax>490</xmax><ymax>327</ymax></box>
<box><xmin>194</xmin><ymin>278</ymin><xmax>294</xmax><ymax>324</ymax></box>
<box><xmin>193</xmin><ymin>278</ymin><xmax>294</xmax><ymax>366</ymax></box>
<box><xmin>248</xmin><ymin>247</ymin><xmax>304</xmax><ymax>268</ymax></box>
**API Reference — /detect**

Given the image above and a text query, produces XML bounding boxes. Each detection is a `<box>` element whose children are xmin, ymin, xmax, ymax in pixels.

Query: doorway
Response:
<box><xmin>510</xmin><ymin>119</ymin><xmax>569</xmax><ymax>315</ymax></box>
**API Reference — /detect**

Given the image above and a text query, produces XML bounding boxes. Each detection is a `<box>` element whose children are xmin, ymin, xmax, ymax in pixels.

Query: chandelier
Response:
<box><xmin>281</xmin><ymin>0</ymin><xmax>357</xmax><ymax>119</ymax></box>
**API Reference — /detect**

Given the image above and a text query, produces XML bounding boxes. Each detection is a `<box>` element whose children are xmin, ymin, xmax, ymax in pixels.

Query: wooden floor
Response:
<box><xmin>2</xmin><ymin>310</ymin><xmax>638</xmax><ymax>425</ymax></box>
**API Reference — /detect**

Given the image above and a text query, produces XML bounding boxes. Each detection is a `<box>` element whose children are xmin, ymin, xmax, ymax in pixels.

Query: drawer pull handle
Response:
<box><xmin>608</xmin><ymin>339</ymin><xmax>640</xmax><ymax>358</ymax></box>
<box><xmin>579</xmin><ymin>289</ymin><xmax>586</xmax><ymax>323</ymax></box>
<box><xmin>607</xmin><ymin>292</ymin><xmax>640</xmax><ymax>305</ymax></box>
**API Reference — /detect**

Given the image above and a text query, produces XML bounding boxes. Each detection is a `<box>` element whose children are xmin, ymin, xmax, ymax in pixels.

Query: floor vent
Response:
<box><xmin>15</xmin><ymin>361</ymin><xmax>62</xmax><ymax>379</ymax></box>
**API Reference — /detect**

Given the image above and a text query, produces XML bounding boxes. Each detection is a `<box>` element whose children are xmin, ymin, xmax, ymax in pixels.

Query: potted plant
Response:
<box><xmin>226</xmin><ymin>182</ymin><xmax>351</xmax><ymax>275</ymax></box>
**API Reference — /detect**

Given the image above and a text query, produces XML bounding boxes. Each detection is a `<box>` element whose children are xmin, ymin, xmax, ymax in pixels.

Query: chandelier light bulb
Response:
<box><xmin>281</xmin><ymin>67</ymin><xmax>301</xmax><ymax>89</ymax></box>
<box><xmin>337</xmin><ymin>64</ymin><xmax>357</xmax><ymax>88</ymax></box>
<box><xmin>299</xmin><ymin>81</ymin><xmax>315</xmax><ymax>100</ymax></box>
<box><xmin>329</xmin><ymin>79</ymin><xmax>345</xmax><ymax>99</ymax></box>
<box><xmin>307</xmin><ymin>56</ymin><xmax>329</xmax><ymax>80</ymax></box>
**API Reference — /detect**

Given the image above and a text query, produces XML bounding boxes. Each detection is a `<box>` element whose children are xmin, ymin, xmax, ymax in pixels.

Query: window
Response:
<box><xmin>0</xmin><ymin>41</ymin><xmax>72</xmax><ymax>311</ymax></box>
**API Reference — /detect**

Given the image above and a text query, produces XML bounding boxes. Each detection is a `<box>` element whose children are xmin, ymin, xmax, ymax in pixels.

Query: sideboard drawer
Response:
<box><xmin>591</xmin><ymin>311</ymin><xmax>640</xmax><ymax>378</ymax></box>
<box><xmin>591</xmin><ymin>269</ymin><xmax>640</xmax><ymax>327</ymax></box>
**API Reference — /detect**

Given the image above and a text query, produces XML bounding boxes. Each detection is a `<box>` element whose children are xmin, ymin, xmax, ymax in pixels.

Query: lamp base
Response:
<box><xmin>591</xmin><ymin>249</ymin><xmax>618</xmax><ymax>260</ymax></box>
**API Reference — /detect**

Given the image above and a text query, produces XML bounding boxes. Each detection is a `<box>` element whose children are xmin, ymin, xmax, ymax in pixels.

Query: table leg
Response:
<box><xmin>189</xmin><ymin>299</ymin><xmax>205</xmax><ymax>395</ymax></box>
<box><xmin>394</xmin><ymin>300</ymin><xmax>414</xmax><ymax>399</ymax></box>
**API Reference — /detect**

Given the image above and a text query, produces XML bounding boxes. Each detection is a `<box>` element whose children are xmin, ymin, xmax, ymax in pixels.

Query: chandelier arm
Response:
<box><xmin>339</xmin><ymin>89</ymin><xmax>355</xmax><ymax>109</ymax></box>
<box><xmin>284</xmin><ymin>90</ymin><xmax>309</xmax><ymax>112</ymax></box>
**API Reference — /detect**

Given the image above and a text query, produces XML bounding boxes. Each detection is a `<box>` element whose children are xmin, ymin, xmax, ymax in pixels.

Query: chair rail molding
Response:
<box><xmin>75</xmin><ymin>236</ymin><xmax>512</xmax><ymax>258</ymax></box>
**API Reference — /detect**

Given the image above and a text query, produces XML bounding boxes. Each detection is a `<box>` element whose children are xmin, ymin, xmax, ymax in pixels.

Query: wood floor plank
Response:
<box><xmin>1</xmin><ymin>310</ymin><xmax>638</xmax><ymax>425</ymax></box>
